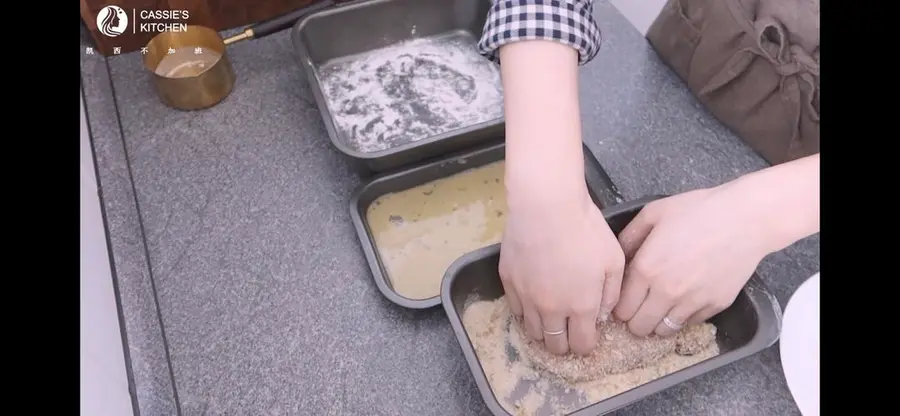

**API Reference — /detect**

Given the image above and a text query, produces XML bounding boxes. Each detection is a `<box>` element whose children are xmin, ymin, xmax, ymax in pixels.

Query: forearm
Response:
<box><xmin>499</xmin><ymin>42</ymin><xmax>588</xmax><ymax>208</ymax></box>
<box><xmin>475</xmin><ymin>0</ymin><xmax>603</xmax><ymax>209</ymax></box>
<box><xmin>728</xmin><ymin>154</ymin><xmax>820</xmax><ymax>253</ymax></box>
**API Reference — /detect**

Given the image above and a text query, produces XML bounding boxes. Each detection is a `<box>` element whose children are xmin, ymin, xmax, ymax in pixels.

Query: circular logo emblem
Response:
<box><xmin>96</xmin><ymin>6</ymin><xmax>128</xmax><ymax>37</ymax></box>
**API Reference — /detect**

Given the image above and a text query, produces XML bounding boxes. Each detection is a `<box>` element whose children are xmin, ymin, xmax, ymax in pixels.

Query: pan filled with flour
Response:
<box><xmin>441</xmin><ymin>198</ymin><xmax>783</xmax><ymax>416</ymax></box>
<box><xmin>293</xmin><ymin>0</ymin><xmax>506</xmax><ymax>173</ymax></box>
<box><xmin>318</xmin><ymin>34</ymin><xmax>503</xmax><ymax>154</ymax></box>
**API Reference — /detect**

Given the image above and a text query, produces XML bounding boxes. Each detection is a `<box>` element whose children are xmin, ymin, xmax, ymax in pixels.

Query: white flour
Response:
<box><xmin>319</xmin><ymin>32</ymin><xmax>504</xmax><ymax>153</ymax></box>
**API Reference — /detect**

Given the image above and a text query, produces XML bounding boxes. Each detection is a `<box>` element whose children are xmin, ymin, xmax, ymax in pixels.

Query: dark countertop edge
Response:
<box><xmin>81</xmin><ymin>52</ymin><xmax>182</xmax><ymax>416</ymax></box>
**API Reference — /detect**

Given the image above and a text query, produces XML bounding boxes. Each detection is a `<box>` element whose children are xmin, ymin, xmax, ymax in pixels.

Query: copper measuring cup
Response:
<box><xmin>143</xmin><ymin>0</ymin><xmax>334</xmax><ymax>111</ymax></box>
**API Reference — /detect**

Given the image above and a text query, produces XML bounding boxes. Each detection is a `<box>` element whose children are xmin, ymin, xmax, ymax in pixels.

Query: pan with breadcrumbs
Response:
<box><xmin>441</xmin><ymin>195</ymin><xmax>782</xmax><ymax>416</ymax></box>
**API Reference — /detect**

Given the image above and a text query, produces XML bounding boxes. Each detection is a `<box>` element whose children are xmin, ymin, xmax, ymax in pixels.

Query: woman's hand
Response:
<box><xmin>500</xmin><ymin>188</ymin><xmax>625</xmax><ymax>356</ymax></box>
<box><xmin>613</xmin><ymin>154</ymin><xmax>820</xmax><ymax>337</ymax></box>
<box><xmin>612</xmin><ymin>187</ymin><xmax>767</xmax><ymax>337</ymax></box>
<box><xmin>496</xmin><ymin>40</ymin><xmax>626</xmax><ymax>356</ymax></box>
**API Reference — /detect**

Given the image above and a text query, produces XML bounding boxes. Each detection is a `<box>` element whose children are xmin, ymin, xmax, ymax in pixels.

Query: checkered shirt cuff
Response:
<box><xmin>477</xmin><ymin>0</ymin><xmax>602</xmax><ymax>66</ymax></box>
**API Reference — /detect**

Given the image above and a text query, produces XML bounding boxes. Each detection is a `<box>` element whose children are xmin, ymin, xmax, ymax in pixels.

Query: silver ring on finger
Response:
<box><xmin>542</xmin><ymin>327</ymin><xmax>566</xmax><ymax>336</ymax></box>
<box><xmin>662</xmin><ymin>316</ymin><xmax>683</xmax><ymax>331</ymax></box>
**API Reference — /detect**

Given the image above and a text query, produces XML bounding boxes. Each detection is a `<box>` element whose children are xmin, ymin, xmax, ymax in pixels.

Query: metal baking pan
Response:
<box><xmin>441</xmin><ymin>195</ymin><xmax>783</xmax><ymax>416</ymax></box>
<box><xmin>350</xmin><ymin>140</ymin><xmax>624</xmax><ymax>309</ymax></box>
<box><xmin>292</xmin><ymin>0</ymin><xmax>504</xmax><ymax>174</ymax></box>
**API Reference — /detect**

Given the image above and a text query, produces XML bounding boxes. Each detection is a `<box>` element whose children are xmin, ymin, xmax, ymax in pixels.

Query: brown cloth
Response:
<box><xmin>647</xmin><ymin>0</ymin><xmax>820</xmax><ymax>165</ymax></box>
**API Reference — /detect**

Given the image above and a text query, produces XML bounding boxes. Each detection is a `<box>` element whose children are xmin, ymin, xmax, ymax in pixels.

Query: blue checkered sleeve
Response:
<box><xmin>477</xmin><ymin>0</ymin><xmax>602</xmax><ymax>66</ymax></box>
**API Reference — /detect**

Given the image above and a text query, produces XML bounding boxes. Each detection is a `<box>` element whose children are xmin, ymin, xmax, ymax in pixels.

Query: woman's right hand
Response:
<box><xmin>499</xmin><ymin>184</ymin><xmax>625</xmax><ymax>356</ymax></box>
<box><xmin>496</xmin><ymin>40</ymin><xmax>624</xmax><ymax>356</ymax></box>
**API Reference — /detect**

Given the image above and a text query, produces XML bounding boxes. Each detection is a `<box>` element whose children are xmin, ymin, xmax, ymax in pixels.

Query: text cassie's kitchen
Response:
<box><xmin>136</xmin><ymin>9</ymin><xmax>191</xmax><ymax>33</ymax></box>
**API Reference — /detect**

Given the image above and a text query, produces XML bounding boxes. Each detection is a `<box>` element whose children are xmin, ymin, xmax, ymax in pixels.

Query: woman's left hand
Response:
<box><xmin>612</xmin><ymin>185</ymin><xmax>773</xmax><ymax>337</ymax></box>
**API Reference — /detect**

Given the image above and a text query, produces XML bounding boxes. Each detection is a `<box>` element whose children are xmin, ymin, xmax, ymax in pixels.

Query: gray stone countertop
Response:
<box><xmin>80</xmin><ymin>1</ymin><xmax>819</xmax><ymax>415</ymax></box>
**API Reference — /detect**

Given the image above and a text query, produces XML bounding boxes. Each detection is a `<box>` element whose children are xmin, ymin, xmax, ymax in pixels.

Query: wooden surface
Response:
<box><xmin>80</xmin><ymin>0</ymin><xmax>320</xmax><ymax>56</ymax></box>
